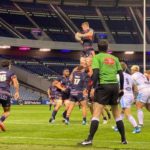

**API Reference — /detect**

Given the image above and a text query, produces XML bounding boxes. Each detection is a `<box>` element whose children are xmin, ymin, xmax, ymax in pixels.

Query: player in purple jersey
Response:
<box><xmin>65</xmin><ymin>66</ymin><xmax>88</xmax><ymax>125</ymax></box>
<box><xmin>47</xmin><ymin>80</ymin><xmax>61</xmax><ymax>110</ymax></box>
<box><xmin>49</xmin><ymin>69</ymin><xmax>71</xmax><ymax>123</ymax></box>
<box><xmin>75</xmin><ymin>22</ymin><xmax>95</xmax><ymax>68</ymax></box>
<box><xmin>75</xmin><ymin>22</ymin><xmax>95</xmax><ymax>80</ymax></box>
<box><xmin>0</xmin><ymin>60</ymin><xmax>19</xmax><ymax>131</ymax></box>
<box><xmin>48</xmin><ymin>79</ymin><xmax>63</xmax><ymax>123</ymax></box>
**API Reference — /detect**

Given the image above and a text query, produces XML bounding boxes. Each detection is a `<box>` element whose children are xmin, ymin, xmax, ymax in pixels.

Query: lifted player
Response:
<box><xmin>0</xmin><ymin>60</ymin><xmax>19</xmax><ymax>131</ymax></box>
<box><xmin>65</xmin><ymin>66</ymin><xmax>88</xmax><ymax>125</ymax></box>
<box><xmin>75</xmin><ymin>22</ymin><xmax>95</xmax><ymax>69</ymax></box>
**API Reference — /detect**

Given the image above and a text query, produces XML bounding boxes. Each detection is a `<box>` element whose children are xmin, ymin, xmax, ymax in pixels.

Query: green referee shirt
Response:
<box><xmin>92</xmin><ymin>52</ymin><xmax>122</xmax><ymax>84</ymax></box>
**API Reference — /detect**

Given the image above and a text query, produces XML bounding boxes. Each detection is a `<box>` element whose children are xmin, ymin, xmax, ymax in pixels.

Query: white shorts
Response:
<box><xmin>136</xmin><ymin>88</ymin><xmax>150</xmax><ymax>104</ymax></box>
<box><xmin>120</xmin><ymin>94</ymin><xmax>134</xmax><ymax>108</ymax></box>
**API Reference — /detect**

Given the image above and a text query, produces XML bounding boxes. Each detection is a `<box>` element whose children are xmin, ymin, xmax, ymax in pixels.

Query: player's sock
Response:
<box><xmin>62</xmin><ymin>110</ymin><xmax>67</xmax><ymax>119</ymax></box>
<box><xmin>107</xmin><ymin>112</ymin><xmax>111</xmax><ymax>119</ymax></box>
<box><xmin>103</xmin><ymin>116</ymin><xmax>107</xmax><ymax>121</ymax></box>
<box><xmin>83</xmin><ymin>117</ymin><xmax>86</xmax><ymax>122</ymax></box>
<box><xmin>87</xmin><ymin>118</ymin><xmax>99</xmax><ymax>141</ymax></box>
<box><xmin>137</xmin><ymin>109</ymin><xmax>143</xmax><ymax>125</ymax></box>
<box><xmin>116</xmin><ymin>118</ymin><xmax>126</xmax><ymax>142</ymax></box>
<box><xmin>128</xmin><ymin>115</ymin><xmax>137</xmax><ymax>127</ymax></box>
<box><xmin>0</xmin><ymin>116</ymin><xmax>6</xmax><ymax>123</ymax></box>
<box><xmin>52</xmin><ymin>110</ymin><xmax>57</xmax><ymax>119</ymax></box>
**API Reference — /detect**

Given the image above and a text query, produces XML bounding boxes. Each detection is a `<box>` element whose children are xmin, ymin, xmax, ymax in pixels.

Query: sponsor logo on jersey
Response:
<box><xmin>104</xmin><ymin>58</ymin><xmax>115</xmax><ymax>65</ymax></box>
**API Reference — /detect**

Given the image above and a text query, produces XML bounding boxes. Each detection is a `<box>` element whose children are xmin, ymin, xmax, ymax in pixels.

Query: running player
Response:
<box><xmin>48</xmin><ymin>79</ymin><xmax>63</xmax><ymax>123</ymax></box>
<box><xmin>75</xmin><ymin>22</ymin><xmax>95</xmax><ymax>69</ymax></box>
<box><xmin>113</xmin><ymin>62</ymin><xmax>140</xmax><ymax>133</ymax></box>
<box><xmin>131</xmin><ymin>65</ymin><xmax>150</xmax><ymax>127</ymax></box>
<box><xmin>80</xmin><ymin>40</ymin><xmax>127</xmax><ymax>146</ymax></box>
<box><xmin>49</xmin><ymin>69</ymin><xmax>71</xmax><ymax>123</ymax></box>
<box><xmin>65</xmin><ymin>65</ymin><xmax>88</xmax><ymax>125</ymax></box>
<box><xmin>0</xmin><ymin>60</ymin><xmax>19</xmax><ymax>131</ymax></box>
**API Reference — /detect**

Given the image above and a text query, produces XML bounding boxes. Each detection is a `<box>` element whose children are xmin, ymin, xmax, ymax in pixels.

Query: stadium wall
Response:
<box><xmin>12</xmin><ymin>65</ymin><xmax>51</xmax><ymax>92</ymax></box>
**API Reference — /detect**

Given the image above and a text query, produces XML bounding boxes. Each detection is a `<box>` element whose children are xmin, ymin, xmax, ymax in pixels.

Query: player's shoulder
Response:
<box><xmin>124</xmin><ymin>72</ymin><xmax>132</xmax><ymax>78</ymax></box>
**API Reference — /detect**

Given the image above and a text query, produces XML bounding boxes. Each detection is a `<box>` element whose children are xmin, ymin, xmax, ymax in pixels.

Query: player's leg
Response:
<box><xmin>80</xmin><ymin>99</ymin><xmax>87</xmax><ymax>125</ymax></box>
<box><xmin>65</xmin><ymin>101</ymin><xmax>75</xmax><ymax>124</ymax></box>
<box><xmin>135</xmin><ymin>91</ymin><xmax>149</xmax><ymax>127</ymax></box>
<box><xmin>0</xmin><ymin>98</ymin><xmax>11</xmax><ymax>131</ymax></box>
<box><xmin>123</xmin><ymin>107</ymin><xmax>140</xmax><ymax>133</ymax></box>
<box><xmin>80</xmin><ymin>102</ymin><xmax>103</xmax><ymax>145</ymax></box>
<box><xmin>136</xmin><ymin>101</ymin><xmax>145</xmax><ymax>127</ymax></box>
<box><xmin>111</xmin><ymin>104</ymin><xmax>127</xmax><ymax>144</ymax></box>
<box><xmin>104</xmin><ymin>106</ymin><xmax>111</xmax><ymax>120</ymax></box>
<box><xmin>0</xmin><ymin>106</ymin><xmax>10</xmax><ymax>131</ymax></box>
<box><xmin>49</xmin><ymin>99</ymin><xmax>62</xmax><ymax>123</ymax></box>
<box><xmin>63</xmin><ymin>99</ymin><xmax>70</xmax><ymax>120</ymax></box>
<box><xmin>80</xmin><ymin>57</ymin><xmax>86</xmax><ymax>68</ymax></box>
<box><xmin>101</xmin><ymin>109</ymin><xmax>108</xmax><ymax>124</ymax></box>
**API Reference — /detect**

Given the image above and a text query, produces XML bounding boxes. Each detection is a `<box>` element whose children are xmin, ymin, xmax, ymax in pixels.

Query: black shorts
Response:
<box><xmin>94</xmin><ymin>84</ymin><xmax>119</xmax><ymax>105</ymax></box>
<box><xmin>62</xmin><ymin>89</ymin><xmax>70</xmax><ymax>100</ymax></box>
<box><xmin>0</xmin><ymin>94</ymin><xmax>11</xmax><ymax>108</ymax></box>
<box><xmin>70</xmin><ymin>93</ymin><xmax>84</xmax><ymax>102</ymax></box>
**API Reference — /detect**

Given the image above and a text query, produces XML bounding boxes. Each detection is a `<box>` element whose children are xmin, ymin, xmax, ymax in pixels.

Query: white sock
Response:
<box><xmin>137</xmin><ymin>109</ymin><xmax>144</xmax><ymax>125</ymax></box>
<box><xmin>128</xmin><ymin>115</ymin><xmax>137</xmax><ymax>127</ymax></box>
<box><xmin>120</xmin><ymin>113</ymin><xmax>124</xmax><ymax>120</ymax></box>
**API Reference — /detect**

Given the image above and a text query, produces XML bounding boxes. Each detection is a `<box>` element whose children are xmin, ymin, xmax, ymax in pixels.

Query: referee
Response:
<box><xmin>80</xmin><ymin>40</ymin><xmax>127</xmax><ymax>145</ymax></box>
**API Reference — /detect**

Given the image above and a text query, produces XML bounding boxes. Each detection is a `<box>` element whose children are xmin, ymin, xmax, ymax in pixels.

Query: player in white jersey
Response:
<box><xmin>131</xmin><ymin>65</ymin><xmax>150</xmax><ymax>127</ymax></box>
<box><xmin>144</xmin><ymin>70</ymin><xmax>150</xmax><ymax>111</ymax></box>
<box><xmin>113</xmin><ymin>62</ymin><xmax>140</xmax><ymax>133</ymax></box>
<box><xmin>120</xmin><ymin>62</ymin><xmax>140</xmax><ymax>133</ymax></box>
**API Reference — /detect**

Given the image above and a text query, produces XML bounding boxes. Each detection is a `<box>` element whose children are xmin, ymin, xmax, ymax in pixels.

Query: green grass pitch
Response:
<box><xmin>0</xmin><ymin>105</ymin><xmax>150</xmax><ymax>150</ymax></box>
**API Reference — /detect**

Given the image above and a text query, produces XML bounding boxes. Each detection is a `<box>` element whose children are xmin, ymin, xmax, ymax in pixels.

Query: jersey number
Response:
<box><xmin>0</xmin><ymin>74</ymin><xmax>6</xmax><ymax>82</ymax></box>
<box><xmin>74</xmin><ymin>79</ymin><xmax>80</xmax><ymax>85</ymax></box>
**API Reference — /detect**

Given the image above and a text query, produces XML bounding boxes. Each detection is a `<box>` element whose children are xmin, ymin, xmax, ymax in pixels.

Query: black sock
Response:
<box><xmin>0</xmin><ymin>116</ymin><xmax>6</xmax><ymax>122</ymax></box>
<box><xmin>116</xmin><ymin>120</ymin><xmax>126</xmax><ymax>142</ymax></box>
<box><xmin>103</xmin><ymin>116</ymin><xmax>107</xmax><ymax>120</ymax></box>
<box><xmin>66</xmin><ymin>117</ymin><xmax>69</xmax><ymax>121</ymax></box>
<box><xmin>62</xmin><ymin>110</ymin><xmax>67</xmax><ymax>119</ymax></box>
<box><xmin>83</xmin><ymin>117</ymin><xmax>86</xmax><ymax>122</ymax></box>
<box><xmin>87</xmin><ymin>120</ymin><xmax>99</xmax><ymax>141</ymax></box>
<box><xmin>52</xmin><ymin>110</ymin><xmax>57</xmax><ymax>119</ymax></box>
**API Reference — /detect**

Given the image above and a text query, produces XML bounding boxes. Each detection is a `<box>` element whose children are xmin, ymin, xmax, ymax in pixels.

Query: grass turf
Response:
<box><xmin>0</xmin><ymin>105</ymin><xmax>150</xmax><ymax>150</ymax></box>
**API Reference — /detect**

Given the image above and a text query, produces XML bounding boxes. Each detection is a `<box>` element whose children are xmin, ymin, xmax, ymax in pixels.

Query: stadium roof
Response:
<box><xmin>11</xmin><ymin>0</ymin><xmax>150</xmax><ymax>7</ymax></box>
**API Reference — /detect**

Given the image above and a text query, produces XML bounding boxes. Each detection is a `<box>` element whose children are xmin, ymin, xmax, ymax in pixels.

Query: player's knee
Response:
<box><xmin>91</xmin><ymin>117</ymin><xmax>99</xmax><ymax>122</ymax></box>
<box><xmin>115</xmin><ymin>116</ymin><xmax>122</xmax><ymax>122</ymax></box>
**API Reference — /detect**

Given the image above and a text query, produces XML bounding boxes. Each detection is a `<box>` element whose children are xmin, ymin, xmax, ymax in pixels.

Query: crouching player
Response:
<box><xmin>0</xmin><ymin>60</ymin><xmax>19</xmax><ymax>131</ymax></box>
<box><xmin>65</xmin><ymin>66</ymin><xmax>88</xmax><ymax>125</ymax></box>
<box><xmin>113</xmin><ymin>62</ymin><xmax>140</xmax><ymax>133</ymax></box>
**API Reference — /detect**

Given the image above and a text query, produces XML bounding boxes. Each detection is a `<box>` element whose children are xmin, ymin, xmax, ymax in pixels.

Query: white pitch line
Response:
<box><xmin>0</xmin><ymin>136</ymin><xmax>150</xmax><ymax>144</ymax></box>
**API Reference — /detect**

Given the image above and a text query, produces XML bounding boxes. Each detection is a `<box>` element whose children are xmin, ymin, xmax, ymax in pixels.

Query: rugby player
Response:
<box><xmin>75</xmin><ymin>22</ymin><xmax>95</xmax><ymax>69</ymax></box>
<box><xmin>0</xmin><ymin>60</ymin><xmax>19</xmax><ymax>131</ymax></box>
<box><xmin>48</xmin><ymin>79</ymin><xmax>62</xmax><ymax>123</ymax></box>
<box><xmin>131</xmin><ymin>65</ymin><xmax>150</xmax><ymax>127</ymax></box>
<box><xmin>49</xmin><ymin>69</ymin><xmax>71</xmax><ymax>123</ymax></box>
<box><xmin>80</xmin><ymin>40</ymin><xmax>127</xmax><ymax>146</ymax></box>
<box><xmin>65</xmin><ymin>65</ymin><xmax>88</xmax><ymax>125</ymax></box>
<box><xmin>113</xmin><ymin>62</ymin><xmax>140</xmax><ymax>133</ymax></box>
